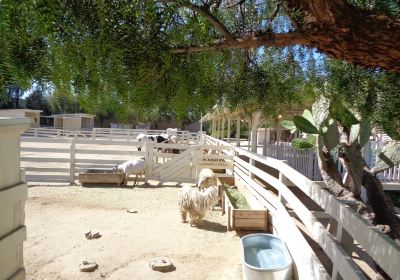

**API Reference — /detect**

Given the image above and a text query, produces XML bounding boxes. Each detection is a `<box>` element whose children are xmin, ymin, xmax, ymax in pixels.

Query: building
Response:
<box><xmin>52</xmin><ymin>113</ymin><xmax>95</xmax><ymax>130</ymax></box>
<box><xmin>0</xmin><ymin>109</ymin><xmax>42</xmax><ymax>127</ymax></box>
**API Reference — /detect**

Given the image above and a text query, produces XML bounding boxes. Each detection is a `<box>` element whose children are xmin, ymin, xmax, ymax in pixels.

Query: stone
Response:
<box><xmin>79</xmin><ymin>261</ymin><xmax>98</xmax><ymax>272</ymax></box>
<box><xmin>149</xmin><ymin>257</ymin><xmax>175</xmax><ymax>272</ymax></box>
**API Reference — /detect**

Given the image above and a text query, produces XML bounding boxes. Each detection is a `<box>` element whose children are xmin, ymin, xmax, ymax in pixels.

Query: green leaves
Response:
<box><xmin>329</xmin><ymin>101</ymin><xmax>359</xmax><ymax>128</ymax></box>
<box><xmin>372</xmin><ymin>141</ymin><xmax>400</xmax><ymax>173</ymax></box>
<box><xmin>292</xmin><ymin>138</ymin><xmax>316</xmax><ymax>150</ymax></box>
<box><xmin>322</xmin><ymin>120</ymin><xmax>340</xmax><ymax>150</ymax></box>
<box><xmin>293</xmin><ymin>115</ymin><xmax>319</xmax><ymax>135</ymax></box>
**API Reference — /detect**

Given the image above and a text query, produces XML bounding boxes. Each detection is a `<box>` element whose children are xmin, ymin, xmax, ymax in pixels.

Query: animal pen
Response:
<box><xmin>16</xmin><ymin>126</ymin><xmax>400</xmax><ymax>279</ymax></box>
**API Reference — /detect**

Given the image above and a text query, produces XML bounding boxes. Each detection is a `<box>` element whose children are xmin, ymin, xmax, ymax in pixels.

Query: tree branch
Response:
<box><xmin>163</xmin><ymin>0</ymin><xmax>235</xmax><ymax>41</ymax></box>
<box><xmin>170</xmin><ymin>31</ymin><xmax>310</xmax><ymax>53</ymax></box>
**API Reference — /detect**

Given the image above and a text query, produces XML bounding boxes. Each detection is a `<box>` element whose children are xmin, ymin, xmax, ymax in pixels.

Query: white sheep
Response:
<box><xmin>113</xmin><ymin>159</ymin><xmax>146</xmax><ymax>186</ymax></box>
<box><xmin>197</xmin><ymin>168</ymin><xmax>218</xmax><ymax>191</ymax></box>
<box><xmin>178</xmin><ymin>185</ymin><xmax>220</xmax><ymax>225</ymax></box>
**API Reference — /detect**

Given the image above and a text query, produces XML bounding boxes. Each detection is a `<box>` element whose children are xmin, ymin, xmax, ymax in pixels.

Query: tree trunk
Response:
<box><xmin>362</xmin><ymin>171</ymin><xmax>400</xmax><ymax>240</ymax></box>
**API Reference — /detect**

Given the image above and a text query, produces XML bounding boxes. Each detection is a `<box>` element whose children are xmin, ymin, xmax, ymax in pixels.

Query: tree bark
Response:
<box><xmin>170</xmin><ymin>0</ymin><xmax>400</xmax><ymax>73</ymax></box>
<box><xmin>362</xmin><ymin>171</ymin><xmax>400</xmax><ymax>240</ymax></box>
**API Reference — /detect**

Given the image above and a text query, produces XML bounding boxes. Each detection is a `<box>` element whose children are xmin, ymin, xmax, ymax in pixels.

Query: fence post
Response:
<box><xmin>127</xmin><ymin>129</ymin><xmax>130</xmax><ymax>142</ymax></box>
<box><xmin>92</xmin><ymin>128</ymin><xmax>96</xmax><ymax>140</ymax></box>
<box><xmin>69</xmin><ymin>138</ymin><xmax>76</xmax><ymax>184</ymax></box>
<box><xmin>331</xmin><ymin>204</ymin><xmax>355</xmax><ymax>280</ymax></box>
<box><xmin>34</xmin><ymin>127</ymin><xmax>38</xmax><ymax>137</ymax></box>
<box><xmin>147</xmin><ymin>142</ymin><xmax>153</xmax><ymax>178</ymax></box>
<box><xmin>278</xmin><ymin>160</ymin><xmax>289</xmax><ymax>206</ymax></box>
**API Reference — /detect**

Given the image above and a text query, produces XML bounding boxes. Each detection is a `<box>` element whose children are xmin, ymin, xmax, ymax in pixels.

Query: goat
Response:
<box><xmin>178</xmin><ymin>185</ymin><xmax>220</xmax><ymax>225</ymax></box>
<box><xmin>136</xmin><ymin>134</ymin><xmax>168</xmax><ymax>151</ymax></box>
<box><xmin>113</xmin><ymin>158</ymin><xmax>146</xmax><ymax>186</ymax></box>
<box><xmin>197</xmin><ymin>168</ymin><xmax>218</xmax><ymax>191</ymax></box>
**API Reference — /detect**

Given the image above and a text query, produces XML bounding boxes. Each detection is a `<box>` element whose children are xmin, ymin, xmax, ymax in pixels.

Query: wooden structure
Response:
<box><xmin>0</xmin><ymin>109</ymin><xmax>42</xmax><ymax>127</ymax></box>
<box><xmin>205</xmin><ymin>135</ymin><xmax>400</xmax><ymax>280</ymax></box>
<box><xmin>200</xmin><ymin>104</ymin><xmax>304</xmax><ymax>155</ymax></box>
<box><xmin>53</xmin><ymin>113</ymin><xmax>95</xmax><ymax>131</ymax></box>
<box><xmin>221</xmin><ymin>178</ymin><xmax>268</xmax><ymax>231</ymax></box>
<box><xmin>78</xmin><ymin>170</ymin><xmax>126</xmax><ymax>186</ymax></box>
<box><xmin>0</xmin><ymin>118</ymin><xmax>30</xmax><ymax>280</ymax></box>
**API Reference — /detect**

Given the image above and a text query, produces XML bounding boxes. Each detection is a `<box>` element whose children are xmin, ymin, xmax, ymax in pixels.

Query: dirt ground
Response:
<box><xmin>24</xmin><ymin>182</ymin><xmax>242</xmax><ymax>280</ymax></box>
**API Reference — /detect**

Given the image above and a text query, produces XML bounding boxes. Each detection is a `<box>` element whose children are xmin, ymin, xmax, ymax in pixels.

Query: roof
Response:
<box><xmin>0</xmin><ymin>109</ymin><xmax>43</xmax><ymax>113</ymax></box>
<box><xmin>51</xmin><ymin>113</ymin><xmax>95</xmax><ymax>118</ymax></box>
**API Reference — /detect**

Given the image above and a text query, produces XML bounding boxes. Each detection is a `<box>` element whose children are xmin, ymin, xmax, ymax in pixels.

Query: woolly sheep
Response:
<box><xmin>113</xmin><ymin>158</ymin><xmax>146</xmax><ymax>186</ymax></box>
<box><xmin>178</xmin><ymin>185</ymin><xmax>220</xmax><ymax>225</ymax></box>
<box><xmin>197</xmin><ymin>168</ymin><xmax>218</xmax><ymax>191</ymax></box>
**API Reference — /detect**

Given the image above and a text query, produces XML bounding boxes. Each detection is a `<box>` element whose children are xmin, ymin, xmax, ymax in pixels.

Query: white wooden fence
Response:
<box><xmin>262</xmin><ymin>141</ymin><xmax>400</xmax><ymax>183</ymax></box>
<box><xmin>22</xmin><ymin>127</ymin><xmax>205</xmax><ymax>144</ymax></box>
<box><xmin>20</xmin><ymin>136</ymin><xmax>230</xmax><ymax>184</ymax></box>
<box><xmin>206</xmin><ymin>135</ymin><xmax>400</xmax><ymax>280</ymax></box>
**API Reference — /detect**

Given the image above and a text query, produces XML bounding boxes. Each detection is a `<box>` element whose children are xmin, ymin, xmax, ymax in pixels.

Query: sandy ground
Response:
<box><xmin>24</xmin><ymin>183</ymin><xmax>242</xmax><ymax>280</ymax></box>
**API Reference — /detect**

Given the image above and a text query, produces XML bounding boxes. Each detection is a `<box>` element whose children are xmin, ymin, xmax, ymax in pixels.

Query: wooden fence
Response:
<box><xmin>262</xmin><ymin>141</ymin><xmax>400</xmax><ymax>183</ymax></box>
<box><xmin>20</xmin><ymin>136</ymin><xmax>230</xmax><ymax>184</ymax></box>
<box><xmin>206</xmin><ymin>135</ymin><xmax>400</xmax><ymax>280</ymax></box>
<box><xmin>22</xmin><ymin>127</ymin><xmax>205</xmax><ymax>144</ymax></box>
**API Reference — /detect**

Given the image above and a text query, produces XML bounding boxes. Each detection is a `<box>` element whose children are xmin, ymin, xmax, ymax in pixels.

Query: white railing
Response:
<box><xmin>262</xmin><ymin>141</ymin><xmax>400</xmax><ymax>183</ymax></box>
<box><xmin>22</xmin><ymin>127</ymin><xmax>206</xmax><ymax>144</ymax></box>
<box><xmin>204</xmin><ymin>135</ymin><xmax>400</xmax><ymax>279</ymax></box>
<box><xmin>234</xmin><ymin>139</ymin><xmax>400</xmax><ymax>279</ymax></box>
<box><xmin>20</xmin><ymin>135</ymin><xmax>225</xmax><ymax>184</ymax></box>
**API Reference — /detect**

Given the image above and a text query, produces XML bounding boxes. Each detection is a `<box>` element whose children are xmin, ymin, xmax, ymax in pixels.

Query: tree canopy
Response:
<box><xmin>0</xmin><ymin>0</ymin><xmax>399</xmax><ymax>123</ymax></box>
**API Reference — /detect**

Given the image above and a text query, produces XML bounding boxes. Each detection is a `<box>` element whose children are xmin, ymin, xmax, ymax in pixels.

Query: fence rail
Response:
<box><xmin>206</xmin><ymin>135</ymin><xmax>400</xmax><ymax>280</ymax></box>
<box><xmin>22</xmin><ymin>127</ymin><xmax>206</xmax><ymax>144</ymax></box>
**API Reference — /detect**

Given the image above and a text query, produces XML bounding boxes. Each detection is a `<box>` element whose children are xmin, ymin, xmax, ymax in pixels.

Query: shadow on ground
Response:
<box><xmin>194</xmin><ymin>220</ymin><xmax>227</xmax><ymax>233</ymax></box>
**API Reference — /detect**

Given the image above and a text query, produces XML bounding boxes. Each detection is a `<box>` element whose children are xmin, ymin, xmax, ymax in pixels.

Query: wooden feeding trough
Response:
<box><xmin>220</xmin><ymin>177</ymin><xmax>268</xmax><ymax>231</ymax></box>
<box><xmin>79</xmin><ymin>169</ymin><xmax>126</xmax><ymax>186</ymax></box>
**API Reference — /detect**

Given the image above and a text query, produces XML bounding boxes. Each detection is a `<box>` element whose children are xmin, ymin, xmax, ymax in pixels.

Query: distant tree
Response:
<box><xmin>0</xmin><ymin>85</ymin><xmax>24</xmax><ymax>109</ymax></box>
<box><xmin>25</xmin><ymin>90</ymin><xmax>51</xmax><ymax>115</ymax></box>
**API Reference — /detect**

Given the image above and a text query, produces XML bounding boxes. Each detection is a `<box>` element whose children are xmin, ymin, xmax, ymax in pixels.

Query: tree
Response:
<box><xmin>285</xmin><ymin>97</ymin><xmax>400</xmax><ymax>241</ymax></box>
<box><xmin>166</xmin><ymin>0</ymin><xmax>400</xmax><ymax>72</ymax></box>
<box><xmin>0</xmin><ymin>85</ymin><xmax>24</xmax><ymax>109</ymax></box>
<box><xmin>25</xmin><ymin>90</ymin><xmax>51</xmax><ymax>115</ymax></box>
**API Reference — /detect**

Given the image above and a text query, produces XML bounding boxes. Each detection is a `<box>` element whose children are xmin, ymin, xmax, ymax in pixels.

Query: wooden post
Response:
<box><xmin>91</xmin><ymin>128</ymin><xmax>96</xmax><ymax>140</ymax></box>
<box><xmin>236</xmin><ymin>116</ymin><xmax>241</xmax><ymax>147</ymax></box>
<box><xmin>212</xmin><ymin>119</ymin><xmax>215</xmax><ymax>137</ymax></box>
<box><xmin>263</xmin><ymin>122</ymin><xmax>268</xmax><ymax>156</ymax></box>
<box><xmin>127</xmin><ymin>129</ymin><xmax>130</xmax><ymax>142</ymax></box>
<box><xmin>69</xmin><ymin>138</ymin><xmax>76</xmax><ymax>184</ymax></box>
<box><xmin>247</xmin><ymin>112</ymin><xmax>260</xmax><ymax>178</ymax></box>
<box><xmin>221</xmin><ymin>117</ymin><xmax>225</xmax><ymax>140</ymax></box>
<box><xmin>146</xmin><ymin>142</ymin><xmax>154</xmax><ymax>180</ymax></box>
<box><xmin>34</xmin><ymin>127</ymin><xmax>38</xmax><ymax>137</ymax></box>
<box><xmin>227</xmin><ymin>118</ymin><xmax>231</xmax><ymax>143</ymax></box>
<box><xmin>332</xmin><ymin>204</ymin><xmax>355</xmax><ymax>280</ymax></box>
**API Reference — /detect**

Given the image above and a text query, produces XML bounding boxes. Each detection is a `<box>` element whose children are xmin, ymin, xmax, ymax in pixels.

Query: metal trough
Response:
<box><xmin>241</xmin><ymin>233</ymin><xmax>292</xmax><ymax>280</ymax></box>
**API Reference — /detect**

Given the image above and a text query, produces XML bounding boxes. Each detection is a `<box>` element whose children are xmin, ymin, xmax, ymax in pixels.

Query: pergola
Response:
<box><xmin>200</xmin><ymin>104</ymin><xmax>305</xmax><ymax>154</ymax></box>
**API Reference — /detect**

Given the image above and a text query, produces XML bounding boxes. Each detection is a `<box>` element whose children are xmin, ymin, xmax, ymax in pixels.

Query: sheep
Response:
<box><xmin>178</xmin><ymin>185</ymin><xmax>220</xmax><ymax>225</ymax></box>
<box><xmin>113</xmin><ymin>158</ymin><xmax>146</xmax><ymax>186</ymax></box>
<box><xmin>197</xmin><ymin>168</ymin><xmax>218</xmax><ymax>191</ymax></box>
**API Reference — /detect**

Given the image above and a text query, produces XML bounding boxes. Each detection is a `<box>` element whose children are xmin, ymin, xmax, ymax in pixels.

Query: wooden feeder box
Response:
<box><xmin>219</xmin><ymin>177</ymin><xmax>268</xmax><ymax>231</ymax></box>
<box><xmin>79</xmin><ymin>169</ymin><xmax>126</xmax><ymax>186</ymax></box>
